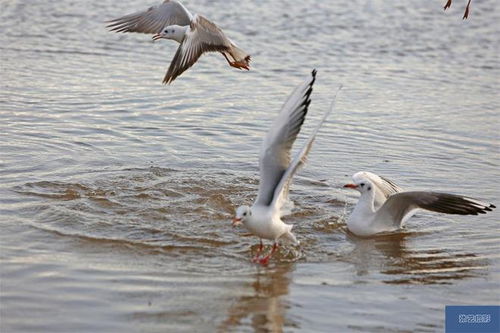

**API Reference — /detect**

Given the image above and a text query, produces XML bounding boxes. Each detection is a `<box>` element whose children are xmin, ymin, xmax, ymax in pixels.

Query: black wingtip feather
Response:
<box><xmin>297</xmin><ymin>70</ymin><xmax>315</xmax><ymax>115</ymax></box>
<box><xmin>417</xmin><ymin>193</ymin><xmax>496</xmax><ymax>216</ymax></box>
<box><xmin>310</xmin><ymin>70</ymin><xmax>317</xmax><ymax>88</ymax></box>
<box><xmin>301</xmin><ymin>91</ymin><xmax>313</xmax><ymax>108</ymax></box>
<box><xmin>302</xmin><ymin>69</ymin><xmax>316</xmax><ymax>109</ymax></box>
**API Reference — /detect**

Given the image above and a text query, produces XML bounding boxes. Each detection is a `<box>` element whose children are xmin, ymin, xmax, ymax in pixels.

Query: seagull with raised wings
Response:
<box><xmin>343</xmin><ymin>171</ymin><xmax>495</xmax><ymax>237</ymax></box>
<box><xmin>232</xmin><ymin>70</ymin><xmax>341</xmax><ymax>265</ymax></box>
<box><xmin>107</xmin><ymin>0</ymin><xmax>251</xmax><ymax>84</ymax></box>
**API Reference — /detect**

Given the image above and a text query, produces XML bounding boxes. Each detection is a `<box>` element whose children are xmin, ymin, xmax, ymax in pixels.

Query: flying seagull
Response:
<box><xmin>232</xmin><ymin>70</ymin><xmax>341</xmax><ymax>265</ymax></box>
<box><xmin>107</xmin><ymin>0</ymin><xmax>251</xmax><ymax>84</ymax></box>
<box><xmin>343</xmin><ymin>171</ymin><xmax>495</xmax><ymax>236</ymax></box>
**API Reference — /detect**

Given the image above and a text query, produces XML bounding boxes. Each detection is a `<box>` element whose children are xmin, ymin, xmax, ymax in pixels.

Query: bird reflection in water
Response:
<box><xmin>219</xmin><ymin>263</ymin><xmax>298</xmax><ymax>332</ymax></box>
<box><xmin>345</xmin><ymin>231</ymin><xmax>488</xmax><ymax>285</ymax></box>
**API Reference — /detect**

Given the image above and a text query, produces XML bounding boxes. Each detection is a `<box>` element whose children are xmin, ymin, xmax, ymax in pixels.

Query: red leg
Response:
<box><xmin>251</xmin><ymin>239</ymin><xmax>264</xmax><ymax>263</ymax></box>
<box><xmin>221</xmin><ymin>52</ymin><xmax>250</xmax><ymax>70</ymax></box>
<box><xmin>258</xmin><ymin>243</ymin><xmax>278</xmax><ymax>266</ymax></box>
<box><xmin>229</xmin><ymin>60</ymin><xmax>250</xmax><ymax>70</ymax></box>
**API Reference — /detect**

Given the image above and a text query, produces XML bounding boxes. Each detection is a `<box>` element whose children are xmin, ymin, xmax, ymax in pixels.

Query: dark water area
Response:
<box><xmin>1</xmin><ymin>0</ymin><xmax>499</xmax><ymax>332</ymax></box>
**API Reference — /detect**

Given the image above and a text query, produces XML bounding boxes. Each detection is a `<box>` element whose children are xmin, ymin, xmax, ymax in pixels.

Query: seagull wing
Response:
<box><xmin>270</xmin><ymin>85</ymin><xmax>342</xmax><ymax>212</ymax></box>
<box><xmin>376</xmin><ymin>191</ymin><xmax>495</xmax><ymax>227</ymax></box>
<box><xmin>107</xmin><ymin>0</ymin><xmax>193</xmax><ymax>34</ymax></box>
<box><xmin>163</xmin><ymin>15</ymin><xmax>231</xmax><ymax>84</ymax></box>
<box><xmin>254</xmin><ymin>70</ymin><xmax>317</xmax><ymax>207</ymax></box>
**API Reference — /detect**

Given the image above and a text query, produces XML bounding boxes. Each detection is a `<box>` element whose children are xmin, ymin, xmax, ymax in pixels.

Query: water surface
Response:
<box><xmin>1</xmin><ymin>0</ymin><xmax>499</xmax><ymax>332</ymax></box>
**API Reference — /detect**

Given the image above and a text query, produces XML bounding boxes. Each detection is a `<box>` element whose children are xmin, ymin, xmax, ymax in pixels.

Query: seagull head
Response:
<box><xmin>232</xmin><ymin>205</ymin><xmax>251</xmax><ymax>227</ymax></box>
<box><xmin>343</xmin><ymin>175</ymin><xmax>373</xmax><ymax>194</ymax></box>
<box><xmin>152</xmin><ymin>25</ymin><xmax>186</xmax><ymax>43</ymax></box>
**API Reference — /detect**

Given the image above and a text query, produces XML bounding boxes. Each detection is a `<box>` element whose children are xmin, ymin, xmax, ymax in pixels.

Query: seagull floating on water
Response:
<box><xmin>107</xmin><ymin>0</ymin><xmax>251</xmax><ymax>84</ymax></box>
<box><xmin>232</xmin><ymin>70</ymin><xmax>341</xmax><ymax>265</ymax></box>
<box><xmin>343</xmin><ymin>171</ymin><xmax>495</xmax><ymax>237</ymax></box>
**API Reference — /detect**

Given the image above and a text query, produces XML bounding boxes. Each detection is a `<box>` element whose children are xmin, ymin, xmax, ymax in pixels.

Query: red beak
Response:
<box><xmin>232</xmin><ymin>217</ymin><xmax>241</xmax><ymax>227</ymax></box>
<box><xmin>343</xmin><ymin>183</ymin><xmax>358</xmax><ymax>189</ymax></box>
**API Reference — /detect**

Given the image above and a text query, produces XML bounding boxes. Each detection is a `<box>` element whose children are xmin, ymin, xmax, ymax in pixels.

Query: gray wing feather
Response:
<box><xmin>377</xmin><ymin>175</ymin><xmax>404</xmax><ymax>196</ymax></box>
<box><xmin>107</xmin><ymin>0</ymin><xmax>192</xmax><ymax>34</ymax></box>
<box><xmin>377</xmin><ymin>191</ymin><xmax>495</xmax><ymax>227</ymax></box>
<box><xmin>354</xmin><ymin>171</ymin><xmax>402</xmax><ymax>196</ymax></box>
<box><xmin>270</xmin><ymin>84</ymin><xmax>342</xmax><ymax>210</ymax></box>
<box><xmin>254</xmin><ymin>70</ymin><xmax>317</xmax><ymax>206</ymax></box>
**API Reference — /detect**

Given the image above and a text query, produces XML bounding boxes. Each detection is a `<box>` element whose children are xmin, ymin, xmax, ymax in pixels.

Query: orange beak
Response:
<box><xmin>343</xmin><ymin>183</ymin><xmax>358</xmax><ymax>189</ymax></box>
<box><xmin>232</xmin><ymin>217</ymin><xmax>242</xmax><ymax>227</ymax></box>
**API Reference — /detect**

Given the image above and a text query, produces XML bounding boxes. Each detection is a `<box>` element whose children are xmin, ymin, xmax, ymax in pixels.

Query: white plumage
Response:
<box><xmin>344</xmin><ymin>172</ymin><xmax>495</xmax><ymax>236</ymax></box>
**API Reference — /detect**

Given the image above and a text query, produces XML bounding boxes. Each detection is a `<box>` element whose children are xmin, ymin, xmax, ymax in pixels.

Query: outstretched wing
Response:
<box><xmin>107</xmin><ymin>0</ymin><xmax>192</xmax><ymax>34</ymax></box>
<box><xmin>163</xmin><ymin>15</ymin><xmax>230</xmax><ymax>84</ymax></box>
<box><xmin>270</xmin><ymin>84</ymin><xmax>342</xmax><ymax>211</ymax></box>
<box><xmin>254</xmin><ymin>70</ymin><xmax>317</xmax><ymax>207</ymax></box>
<box><xmin>376</xmin><ymin>191</ymin><xmax>495</xmax><ymax>227</ymax></box>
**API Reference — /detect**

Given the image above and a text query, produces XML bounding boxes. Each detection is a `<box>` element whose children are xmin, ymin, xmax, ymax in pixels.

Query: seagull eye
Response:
<box><xmin>360</xmin><ymin>183</ymin><xmax>365</xmax><ymax>187</ymax></box>
<box><xmin>243</xmin><ymin>212</ymin><xmax>247</xmax><ymax>216</ymax></box>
